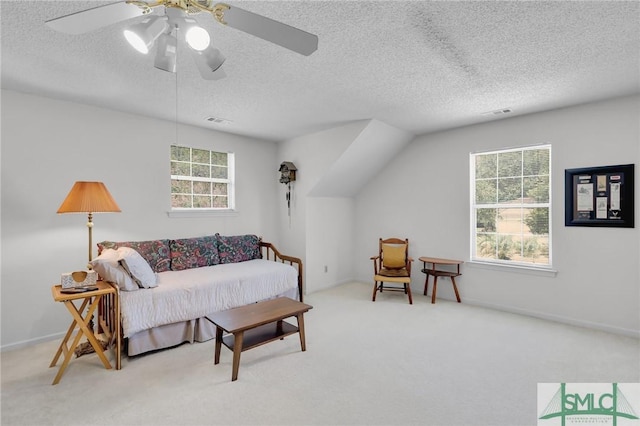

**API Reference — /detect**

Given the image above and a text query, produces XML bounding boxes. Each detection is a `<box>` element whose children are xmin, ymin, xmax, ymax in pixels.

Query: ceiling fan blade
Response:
<box><xmin>219</xmin><ymin>5</ymin><xmax>318</xmax><ymax>56</ymax></box>
<box><xmin>45</xmin><ymin>1</ymin><xmax>147</xmax><ymax>34</ymax></box>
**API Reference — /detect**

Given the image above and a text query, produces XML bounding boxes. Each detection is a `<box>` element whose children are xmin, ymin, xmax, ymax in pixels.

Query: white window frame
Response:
<box><xmin>169</xmin><ymin>145</ymin><xmax>236</xmax><ymax>215</ymax></box>
<box><xmin>470</xmin><ymin>144</ymin><xmax>553</xmax><ymax>271</ymax></box>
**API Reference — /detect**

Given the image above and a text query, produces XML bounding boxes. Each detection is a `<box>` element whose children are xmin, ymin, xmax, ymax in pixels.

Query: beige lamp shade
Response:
<box><xmin>57</xmin><ymin>181</ymin><xmax>121</xmax><ymax>264</ymax></box>
<box><xmin>57</xmin><ymin>181</ymin><xmax>121</xmax><ymax>214</ymax></box>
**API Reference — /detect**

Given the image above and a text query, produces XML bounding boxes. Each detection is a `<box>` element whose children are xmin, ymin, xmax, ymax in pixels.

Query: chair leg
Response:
<box><xmin>372</xmin><ymin>281</ymin><xmax>378</xmax><ymax>301</ymax></box>
<box><xmin>431</xmin><ymin>276</ymin><xmax>438</xmax><ymax>304</ymax></box>
<box><xmin>451</xmin><ymin>276</ymin><xmax>461</xmax><ymax>303</ymax></box>
<box><xmin>406</xmin><ymin>283</ymin><xmax>413</xmax><ymax>305</ymax></box>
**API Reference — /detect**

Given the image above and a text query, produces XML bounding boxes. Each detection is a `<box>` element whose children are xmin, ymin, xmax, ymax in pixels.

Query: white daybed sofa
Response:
<box><xmin>90</xmin><ymin>234</ymin><xmax>303</xmax><ymax>369</ymax></box>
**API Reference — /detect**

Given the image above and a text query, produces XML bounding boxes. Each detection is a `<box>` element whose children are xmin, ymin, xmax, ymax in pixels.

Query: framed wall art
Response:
<box><xmin>565</xmin><ymin>164</ymin><xmax>634</xmax><ymax>228</ymax></box>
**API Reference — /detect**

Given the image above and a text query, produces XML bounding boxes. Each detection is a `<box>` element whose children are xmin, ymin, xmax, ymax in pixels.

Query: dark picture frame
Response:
<box><xmin>565</xmin><ymin>164</ymin><xmax>634</xmax><ymax>228</ymax></box>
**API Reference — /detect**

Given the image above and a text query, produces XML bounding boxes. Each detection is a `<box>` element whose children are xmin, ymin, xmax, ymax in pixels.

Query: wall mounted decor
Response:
<box><xmin>279</xmin><ymin>162</ymin><xmax>297</xmax><ymax>216</ymax></box>
<box><xmin>565</xmin><ymin>164</ymin><xmax>634</xmax><ymax>228</ymax></box>
<box><xmin>279</xmin><ymin>162</ymin><xmax>297</xmax><ymax>185</ymax></box>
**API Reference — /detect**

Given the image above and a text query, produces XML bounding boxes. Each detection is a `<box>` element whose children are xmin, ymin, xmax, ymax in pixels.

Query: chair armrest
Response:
<box><xmin>406</xmin><ymin>257</ymin><xmax>413</xmax><ymax>276</ymax></box>
<box><xmin>371</xmin><ymin>255</ymin><xmax>380</xmax><ymax>274</ymax></box>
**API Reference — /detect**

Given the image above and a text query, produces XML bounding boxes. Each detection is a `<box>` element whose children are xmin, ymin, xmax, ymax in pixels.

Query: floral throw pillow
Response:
<box><xmin>97</xmin><ymin>239</ymin><xmax>171</xmax><ymax>273</ymax></box>
<box><xmin>216</xmin><ymin>234</ymin><xmax>261</xmax><ymax>264</ymax></box>
<box><xmin>169</xmin><ymin>235</ymin><xmax>220</xmax><ymax>271</ymax></box>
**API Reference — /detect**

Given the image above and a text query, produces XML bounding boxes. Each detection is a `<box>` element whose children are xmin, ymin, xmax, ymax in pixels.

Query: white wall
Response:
<box><xmin>0</xmin><ymin>90</ymin><xmax>280</xmax><ymax>349</ymax></box>
<box><xmin>277</xmin><ymin>119</ymin><xmax>413</xmax><ymax>294</ymax></box>
<box><xmin>306</xmin><ymin>197</ymin><xmax>355</xmax><ymax>292</ymax></box>
<box><xmin>276</xmin><ymin>121</ymin><xmax>370</xmax><ymax>293</ymax></box>
<box><xmin>355</xmin><ymin>95</ymin><xmax>640</xmax><ymax>336</ymax></box>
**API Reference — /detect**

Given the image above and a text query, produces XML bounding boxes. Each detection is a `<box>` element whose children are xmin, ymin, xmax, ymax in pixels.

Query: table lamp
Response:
<box><xmin>57</xmin><ymin>181</ymin><xmax>121</xmax><ymax>267</ymax></box>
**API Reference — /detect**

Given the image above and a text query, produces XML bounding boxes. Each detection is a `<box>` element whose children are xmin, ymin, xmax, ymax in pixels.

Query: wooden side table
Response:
<box><xmin>49</xmin><ymin>281</ymin><xmax>116</xmax><ymax>385</ymax></box>
<box><xmin>419</xmin><ymin>256</ymin><xmax>464</xmax><ymax>304</ymax></box>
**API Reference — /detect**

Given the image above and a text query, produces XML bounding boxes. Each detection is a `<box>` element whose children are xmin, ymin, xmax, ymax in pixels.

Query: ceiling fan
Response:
<box><xmin>45</xmin><ymin>1</ymin><xmax>319</xmax><ymax>80</ymax></box>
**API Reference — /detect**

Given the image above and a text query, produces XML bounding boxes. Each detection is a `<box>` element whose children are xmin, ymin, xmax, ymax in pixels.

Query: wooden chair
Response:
<box><xmin>371</xmin><ymin>238</ymin><xmax>413</xmax><ymax>304</ymax></box>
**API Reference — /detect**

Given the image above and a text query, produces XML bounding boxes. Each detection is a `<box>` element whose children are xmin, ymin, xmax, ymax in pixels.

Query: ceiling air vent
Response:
<box><xmin>205</xmin><ymin>116</ymin><xmax>232</xmax><ymax>124</ymax></box>
<box><xmin>482</xmin><ymin>108</ymin><xmax>512</xmax><ymax>117</ymax></box>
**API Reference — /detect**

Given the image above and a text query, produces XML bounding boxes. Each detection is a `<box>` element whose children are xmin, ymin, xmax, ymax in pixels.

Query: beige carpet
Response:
<box><xmin>1</xmin><ymin>282</ymin><xmax>639</xmax><ymax>426</ymax></box>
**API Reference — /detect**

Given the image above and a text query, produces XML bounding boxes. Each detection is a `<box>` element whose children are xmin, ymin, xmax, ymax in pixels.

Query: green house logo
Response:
<box><xmin>539</xmin><ymin>383</ymin><xmax>639</xmax><ymax>426</ymax></box>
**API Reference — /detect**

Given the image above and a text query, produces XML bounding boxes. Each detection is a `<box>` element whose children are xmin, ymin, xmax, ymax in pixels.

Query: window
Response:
<box><xmin>170</xmin><ymin>145</ymin><xmax>235</xmax><ymax>210</ymax></box>
<box><xmin>471</xmin><ymin>145</ymin><xmax>551</xmax><ymax>267</ymax></box>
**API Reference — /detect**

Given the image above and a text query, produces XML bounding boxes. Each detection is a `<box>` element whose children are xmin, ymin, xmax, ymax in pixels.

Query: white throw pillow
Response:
<box><xmin>90</xmin><ymin>249</ymin><xmax>138</xmax><ymax>291</ymax></box>
<box><xmin>117</xmin><ymin>247</ymin><xmax>157</xmax><ymax>288</ymax></box>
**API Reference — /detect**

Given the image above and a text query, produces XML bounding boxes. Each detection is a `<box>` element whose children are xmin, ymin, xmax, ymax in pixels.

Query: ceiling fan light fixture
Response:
<box><xmin>46</xmin><ymin>2</ymin><xmax>319</xmax><ymax>80</ymax></box>
<box><xmin>124</xmin><ymin>15</ymin><xmax>168</xmax><ymax>54</ymax></box>
<box><xmin>185</xmin><ymin>26</ymin><xmax>211</xmax><ymax>51</ymax></box>
<box><xmin>200</xmin><ymin>46</ymin><xmax>226</xmax><ymax>72</ymax></box>
<box><xmin>191</xmin><ymin>46</ymin><xmax>226</xmax><ymax>80</ymax></box>
<box><xmin>154</xmin><ymin>33</ymin><xmax>178</xmax><ymax>73</ymax></box>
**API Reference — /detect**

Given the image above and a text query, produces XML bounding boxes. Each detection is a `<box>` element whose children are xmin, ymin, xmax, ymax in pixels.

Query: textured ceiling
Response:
<box><xmin>1</xmin><ymin>1</ymin><xmax>639</xmax><ymax>141</ymax></box>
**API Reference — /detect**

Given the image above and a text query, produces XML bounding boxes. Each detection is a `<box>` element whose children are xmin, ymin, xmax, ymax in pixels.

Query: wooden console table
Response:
<box><xmin>419</xmin><ymin>256</ymin><xmax>464</xmax><ymax>304</ymax></box>
<box><xmin>206</xmin><ymin>297</ymin><xmax>313</xmax><ymax>381</ymax></box>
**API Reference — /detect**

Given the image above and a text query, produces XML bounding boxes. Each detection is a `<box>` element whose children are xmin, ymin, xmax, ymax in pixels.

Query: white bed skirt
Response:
<box><xmin>126</xmin><ymin>287</ymin><xmax>299</xmax><ymax>356</ymax></box>
<box><xmin>126</xmin><ymin>317</ymin><xmax>213</xmax><ymax>356</ymax></box>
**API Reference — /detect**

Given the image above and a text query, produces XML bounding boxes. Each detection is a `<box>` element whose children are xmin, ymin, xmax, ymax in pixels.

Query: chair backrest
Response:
<box><xmin>379</xmin><ymin>237</ymin><xmax>409</xmax><ymax>270</ymax></box>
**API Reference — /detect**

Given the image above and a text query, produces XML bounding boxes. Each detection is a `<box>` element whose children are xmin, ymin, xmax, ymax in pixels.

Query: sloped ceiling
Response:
<box><xmin>309</xmin><ymin>119</ymin><xmax>414</xmax><ymax>197</ymax></box>
<box><xmin>1</xmin><ymin>1</ymin><xmax>639</xmax><ymax>142</ymax></box>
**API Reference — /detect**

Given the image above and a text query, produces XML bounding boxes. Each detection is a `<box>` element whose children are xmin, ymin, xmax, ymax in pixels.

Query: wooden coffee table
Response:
<box><xmin>205</xmin><ymin>297</ymin><xmax>313</xmax><ymax>381</ymax></box>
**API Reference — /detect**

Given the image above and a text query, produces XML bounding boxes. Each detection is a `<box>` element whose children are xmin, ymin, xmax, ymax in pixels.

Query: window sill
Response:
<box><xmin>467</xmin><ymin>260</ymin><xmax>558</xmax><ymax>277</ymax></box>
<box><xmin>167</xmin><ymin>209</ymin><xmax>239</xmax><ymax>218</ymax></box>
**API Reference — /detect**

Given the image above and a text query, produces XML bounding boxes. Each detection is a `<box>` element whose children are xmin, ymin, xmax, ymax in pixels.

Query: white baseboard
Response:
<box><xmin>1</xmin><ymin>331</ymin><xmax>64</xmax><ymax>352</ymax></box>
<box><xmin>308</xmin><ymin>278</ymin><xmax>354</xmax><ymax>294</ymax></box>
<box><xmin>463</xmin><ymin>297</ymin><xmax>640</xmax><ymax>339</ymax></box>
